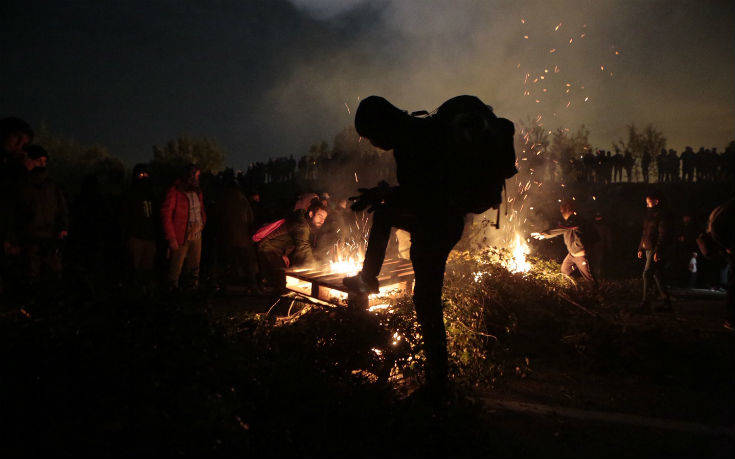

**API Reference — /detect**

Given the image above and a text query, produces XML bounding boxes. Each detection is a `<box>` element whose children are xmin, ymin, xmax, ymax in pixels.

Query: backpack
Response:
<box><xmin>434</xmin><ymin>95</ymin><xmax>517</xmax><ymax>215</ymax></box>
<box><xmin>252</xmin><ymin>219</ymin><xmax>286</xmax><ymax>243</ymax></box>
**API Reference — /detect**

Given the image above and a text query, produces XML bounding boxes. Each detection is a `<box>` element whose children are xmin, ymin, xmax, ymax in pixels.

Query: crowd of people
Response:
<box><xmin>533</xmin><ymin>193</ymin><xmax>733</xmax><ymax>328</ymax></box>
<box><xmin>526</xmin><ymin>145</ymin><xmax>735</xmax><ymax>185</ymax></box>
<box><xmin>0</xmin><ymin>117</ymin><xmax>366</xmax><ymax>298</ymax></box>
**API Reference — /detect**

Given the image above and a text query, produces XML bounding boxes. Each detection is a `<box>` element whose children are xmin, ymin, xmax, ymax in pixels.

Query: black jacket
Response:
<box><xmin>123</xmin><ymin>180</ymin><xmax>157</xmax><ymax>241</ymax></box>
<box><xmin>639</xmin><ymin>207</ymin><xmax>669</xmax><ymax>253</ymax></box>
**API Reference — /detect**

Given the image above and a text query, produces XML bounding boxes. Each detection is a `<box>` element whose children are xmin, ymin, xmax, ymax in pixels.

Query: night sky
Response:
<box><xmin>2</xmin><ymin>0</ymin><xmax>734</xmax><ymax>168</ymax></box>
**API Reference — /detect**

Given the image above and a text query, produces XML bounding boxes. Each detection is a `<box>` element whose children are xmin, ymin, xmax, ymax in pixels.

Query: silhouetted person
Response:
<box><xmin>342</xmin><ymin>95</ymin><xmax>516</xmax><ymax>400</ymax></box>
<box><xmin>532</xmin><ymin>202</ymin><xmax>598</xmax><ymax>286</ymax></box>
<box><xmin>123</xmin><ymin>164</ymin><xmax>158</xmax><ymax>287</ymax></box>
<box><xmin>623</xmin><ymin>150</ymin><xmax>634</xmax><ymax>182</ymax></box>
<box><xmin>161</xmin><ymin>164</ymin><xmax>206</xmax><ymax>290</ymax></box>
<box><xmin>1</xmin><ymin>118</ymin><xmax>34</xmax><ymax>293</ymax></box>
<box><xmin>641</xmin><ymin>150</ymin><xmax>652</xmax><ymax>183</ymax></box>
<box><xmin>696</xmin><ymin>198</ymin><xmax>735</xmax><ymax>330</ymax></box>
<box><xmin>667</xmin><ymin>149</ymin><xmax>679</xmax><ymax>182</ymax></box>
<box><xmin>15</xmin><ymin>145</ymin><xmax>68</xmax><ymax>284</ymax></box>
<box><xmin>637</xmin><ymin>193</ymin><xmax>672</xmax><ymax>311</ymax></box>
<box><xmin>681</xmin><ymin>146</ymin><xmax>695</xmax><ymax>182</ymax></box>
<box><xmin>612</xmin><ymin>150</ymin><xmax>624</xmax><ymax>182</ymax></box>
<box><xmin>216</xmin><ymin>173</ymin><xmax>258</xmax><ymax>288</ymax></box>
<box><xmin>656</xmin><ymin>149</ymin><xmax>666</xmax><ymax>183</ymax></box>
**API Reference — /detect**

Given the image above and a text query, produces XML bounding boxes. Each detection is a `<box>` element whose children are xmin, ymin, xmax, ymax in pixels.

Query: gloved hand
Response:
<box><xmin>349</xmin><ymin>181</ymin><xmax>394</xmax><ymax>213</ymax></box>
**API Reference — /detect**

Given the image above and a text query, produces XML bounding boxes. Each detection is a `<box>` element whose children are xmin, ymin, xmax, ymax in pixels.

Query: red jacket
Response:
<box><xmin>161</xmin><ymin>181</ymin><xmax>206</xmax><ymax>246</ymax></box>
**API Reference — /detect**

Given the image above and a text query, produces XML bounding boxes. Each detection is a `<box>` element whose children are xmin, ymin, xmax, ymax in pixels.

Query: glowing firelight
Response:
<box><xmin>505</xmin><ymin>233</ymin><xmax>532</xmax><ymax>274</ymax></box>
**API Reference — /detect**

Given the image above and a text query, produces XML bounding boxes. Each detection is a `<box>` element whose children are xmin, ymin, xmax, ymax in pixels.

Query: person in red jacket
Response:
<box><xmin>161</xmin><ymin>165</ymin><xmax>206</xmax><ymax>289</ymax></box>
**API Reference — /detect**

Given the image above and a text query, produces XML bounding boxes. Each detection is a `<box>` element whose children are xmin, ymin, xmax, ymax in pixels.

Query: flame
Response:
<box><xmin>505</xmin><ymin>233</ymin><xmax>532</xmax><ymax>274</ymax></box>
<box><xmin>329</xmin><ymin>256</ymin><xmax>362</xmax><ymax>275</ymax></box>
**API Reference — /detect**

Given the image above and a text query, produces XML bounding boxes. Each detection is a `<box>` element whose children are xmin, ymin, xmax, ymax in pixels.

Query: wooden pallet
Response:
<box><xmin>285</xmin><ymin>258</ymin><xmax>414</xmax><ymax>307</ymax></box>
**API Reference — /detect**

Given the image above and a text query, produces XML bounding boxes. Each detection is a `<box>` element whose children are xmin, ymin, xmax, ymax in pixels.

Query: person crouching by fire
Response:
<box><xmin>255</xmin><ymin>198</ymin><xmax>327</xmax><ymax>294</ymax></box>
<box><xmin>532</xmin><ymin>201</ymin><xmax>598</xmax><ymax>287</ymax></box>
<box><xmin>161</xmin><ymin>164</ymin><xmax>206</xmax><ymax>291</ymax></box>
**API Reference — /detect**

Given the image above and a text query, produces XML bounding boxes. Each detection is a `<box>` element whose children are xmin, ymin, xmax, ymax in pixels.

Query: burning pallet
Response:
<box><xmin>285</xmin><ymin>258</ymin><xmax>415</xmax><ymax>307</ymax></box>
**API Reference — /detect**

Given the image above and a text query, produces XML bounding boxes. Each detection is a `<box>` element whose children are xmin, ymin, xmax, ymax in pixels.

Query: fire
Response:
<box><xmin>329</xmin><ymin>256</ymin><xmax>362</xmax><ymax>275</ymax></box>
<box><xmin>505</xmin><ymin>233</ymin><xmax>532</xmax><ymax>274</ymax></box>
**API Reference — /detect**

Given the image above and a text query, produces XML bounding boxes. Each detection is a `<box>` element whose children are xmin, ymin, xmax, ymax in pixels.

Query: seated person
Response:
<box><xmin>256</xmin><ymin>199</ymin><xmax>328</xmax><ymax>293</ymax></box>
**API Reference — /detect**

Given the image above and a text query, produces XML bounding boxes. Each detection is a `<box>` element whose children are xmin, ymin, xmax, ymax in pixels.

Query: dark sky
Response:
<box><xmin>2</xmin><ymin>0</ymin><xmax>734</xmax><ymax>168</ymax></box>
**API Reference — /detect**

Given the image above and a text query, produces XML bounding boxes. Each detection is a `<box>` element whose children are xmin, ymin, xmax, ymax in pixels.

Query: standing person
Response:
<box><xmin>623</xmin><ymin>150</ymin><xmax>635</xmax><ymax>182</ymax></box>
<box><xmin>216</xmin><ymin>174</ymin><xmax>258</xmax><ymax>288</ymax></box>
<box><xmin>636</xmin><ymin>193</ymin><xmax>672</xmax><ymax>311</ymax></box>
<box><xmin>681</xmin><ymin>147</ymin><xmax>695</xmax><ymax>182</ymax></box>
<box><xmin>612</xmin><ymin>149</ymin><xmax>624</xmax><ymax>183</ymax></box>
<box><xmin>687</xmin><ymin>252</ymin><xmax>698</xmax><ymax>288</ymax></box>
<box><xmin>641</xmin><ymin>150</ymin><xmax>652</xmax><ymax>183</ymax></box>
<box><xmin>343</xmin><ymin>95</ymin><xmax>517</xmax><ymax>401</ymax></box>
<box><xmin>1</xmin><ymin>118</ymin><xmax>34</xmax><ymax>293</ymax></box>
<box><xmin>656</xmin><ymin>149</ymin><xmax>667</xmax><ymax>182</ymax></box>
<box><xmin>161</xmin><ymin>164</ymin><xmax>206</xmax><ymax>290</ymax></box>
<box><xmin>123</xmin><ymin>164</ymin><xmax>158</xmax><ymax>287</ymax></box>
<box><xmin>15</xmin><ymin>145</ymin><xmax>69</xmax><ymax>284</ymax></box>
<box><xmin>667</xmin><ymin>149</ymin><xmax>680</xmax><ymax>182</ymax></box>
<box><xmin>532</xmin><ymin>202</ymin><xmax>597</xmax><ymax>286</ymax></box>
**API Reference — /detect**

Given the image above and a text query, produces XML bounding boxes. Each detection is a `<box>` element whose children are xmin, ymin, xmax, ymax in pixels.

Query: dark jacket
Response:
<box><xmin>541</xmin><ymin>214</ymin><xmax>595</xmax><ymax>256</ymax></box>
<box><xmin>123</xmin><ymin>180</ymin><xmax>157</xmax><ymax>241</ymax></box>
<box><xmin>16</xmin><ymin>169</ymin><xmax>69</xmax><ymax>241</ymax></box>
<box><xmin>161</xmin><ymin>180</ymin><xmax>206</xmax><ymax>246</ymax></box>
<box><xmin>639</xmin><ymin>206</ymin><xmax>669</xmax><ymax>253</ymax></box>
<box><xmin>216</xmin><ymin>184</ymin><xmax>254</xmax><ymax>248</ymax></box>
<box><xmin>257</xmin><ymin>210</ymin><xmax>317</xmax><ymax>267</ymax></box>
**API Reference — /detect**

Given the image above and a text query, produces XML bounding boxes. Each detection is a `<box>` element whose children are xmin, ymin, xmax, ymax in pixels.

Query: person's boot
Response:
<box><xmin>343</xmin><ymin>272</ymin><xmax>379</xmax><ymax>294</ymax></box>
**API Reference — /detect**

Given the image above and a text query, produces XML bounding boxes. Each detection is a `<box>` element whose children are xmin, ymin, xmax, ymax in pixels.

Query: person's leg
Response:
<box><xmin>361</xmin><ymin>207</ymin><xmax>395</xmax><ymax>279</ymax></box>
<box><xmin>575</xmin><ymin>255</ymin><xmax>597</xmax><ymax>285</ymax></box>
<box><xmin>651</xmin><ymin>260</ymin><xmax>670</xmax><ymax>302</ymax></box>
<box><xmin>642</xmin><ymin>250</ymin><xmax>654</xmax><ymax>304</ymax></box>
<box><xmin>168</xmin><ymin>241</ymin><xmax>189</xmax><ymax>289</ymax></box>
<box><xmin>409</xmin><ymin>215</ymin><xmax>464</xmax><ymax>398</ymax></box>
<box><xmin>561</xmin><ymin>254</ymin><xmax>575</xmax><ymax>278</ymax></box>
<box><xmin>183</xmin><ymin>237</ymin><xmax>202</xmax><ymax>288</ymax></box>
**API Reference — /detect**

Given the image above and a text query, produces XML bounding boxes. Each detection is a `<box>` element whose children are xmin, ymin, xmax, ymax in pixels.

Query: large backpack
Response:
<box><xmin>434</xmin><ymin>95</ymin><xmax>517</xmax><ymax>215</ymax></box>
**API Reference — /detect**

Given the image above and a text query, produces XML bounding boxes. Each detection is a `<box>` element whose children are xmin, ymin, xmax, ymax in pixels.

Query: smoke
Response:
<box><xmin>269</xmin><ymin>0</ymin><xmax>734</xmax><ymax>160</ymax></box>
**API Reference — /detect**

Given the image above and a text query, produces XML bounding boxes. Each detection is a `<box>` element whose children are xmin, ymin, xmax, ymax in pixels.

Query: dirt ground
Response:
<box><xmin>2</xmin><ymin>285</ymin><xmax>733</xmax><ymax>458</ymax></box>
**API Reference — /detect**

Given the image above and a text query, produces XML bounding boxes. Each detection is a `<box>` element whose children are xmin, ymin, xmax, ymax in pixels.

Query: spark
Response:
<box><xmin>549</xmin><ymin>48</ymin><xmax>556</xmax><ymax>54</ymax></box>
<box><xmin>580</xmin><ymin>33</ymin><xmax>586</xmax><ymax>38</ymax></box>
<box><xmin>523</xmin><ymin>35</ymin><xmax>529</xmax><ymax>39</ymax></box>
<box><xmin>554</xmin><ymin>22</ymin><xmax>562</xmax><ymax>31</ymax></box>
<box><xmin>354</xmin><ymin>171</ymin><xmax>359</xmax><ymax>182</ymax></box>
<box><xmin>521</xmin><ymin>18</ymin><xmax>526</xmax><ymax>24</ymax></box>
<box><xmin>569</xmin><ymin>37</ymin><xmax>573</xmax><ymax>44</ymax></box>
<box><xmin>344</xmin><ymin>103</ymin><xmax>351</xmax><ymax>114</ymax></box>
<box><xmin>566</xmin><ymin>101</ymin><xmax>571</xmax><ymax>108</ymax></box>
<box><xmin>584</xmin><ymin>97</ymin><xmax>589</xmax><ymax>102</ymax></box>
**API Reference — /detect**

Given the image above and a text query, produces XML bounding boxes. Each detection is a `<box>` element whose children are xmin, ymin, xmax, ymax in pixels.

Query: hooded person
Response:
<box><xmin>342</xmin><ymin>95</ymin><xmax>516</xmax><ymax>401</ymax></box>
<box><xmin>161</xmin><ymin>164</ymin><xmax>206</xmax><ymax>289</ymax></box>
